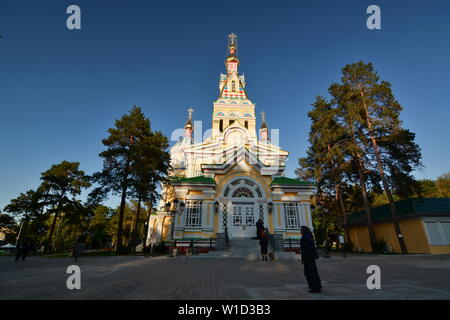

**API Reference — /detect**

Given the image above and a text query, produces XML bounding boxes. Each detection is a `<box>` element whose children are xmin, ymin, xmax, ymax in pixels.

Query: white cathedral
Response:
<box><xmin>146</xmin><ymin>34</ymin><xmax>314</xmax><ymax>247</ymax></box>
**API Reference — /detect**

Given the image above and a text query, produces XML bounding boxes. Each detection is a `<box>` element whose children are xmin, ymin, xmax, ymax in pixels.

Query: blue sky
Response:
<box><xmin>1</xmin><ymin>0</ymin><xmax>449</xmax><ymax>210</ymax></box>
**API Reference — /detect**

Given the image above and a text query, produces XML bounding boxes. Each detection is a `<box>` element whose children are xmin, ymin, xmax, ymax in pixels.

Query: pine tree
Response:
<box><xmin>39</xmin><ymin>161</ymin><xmax>91</xmax><ymax>251</ymax></box>
<box><xmin>128</xmin><ymin>132</ymin><xmax>170</xmax><ymax>252</ymax></box>
<box><xmin>333</xmin><ymin>61</ymin><xmax>423</xmax><ymax>253</ymax></box>
<box><xmin>92</xmin><ymin>106</ymin><xmax>170</xmax><ymax>253</ymax></box>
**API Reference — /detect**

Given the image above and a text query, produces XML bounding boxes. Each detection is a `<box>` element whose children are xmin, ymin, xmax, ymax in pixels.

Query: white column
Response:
<box><xmin>202</xmin><ymin>201</ymin><xmax>214</xmax><ymax>232</ymax></box>
<box><xmin>280</xmin><ymin>202</ymin><xmax>286</xmax><ymax>229</ymax></box>
<box><xmin>303</xmin><ymin>203</ymin><xmax>313</xmax><ymax>230</ymax></box>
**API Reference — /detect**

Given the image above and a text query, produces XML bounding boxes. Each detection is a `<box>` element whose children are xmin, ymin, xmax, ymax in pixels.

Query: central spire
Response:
<box><xmin>226</xmin><ymin>33</ymin><xmax>240</xmax><ymax>74</ymax></box>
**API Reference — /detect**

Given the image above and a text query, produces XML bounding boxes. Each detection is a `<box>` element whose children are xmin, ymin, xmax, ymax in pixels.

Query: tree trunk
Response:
<box><xmin>360</xmin><ymin>92</ymin><xmax>408</xmax><ymax>254</ymax></box>
<box><xmin>47</xmin><ymin>207</ymin><xmax>60</xmax><ymax>252</ymax></box>
<box><xmin>131</xmin><ymin>196</ymin><xmax>142</xmax><ymax>253</ymax></box>
<box><xmin>356</xmin><ymin>155</ymin><xmax>377</xmax><ymax>250</ymax></box>
<box><xmin>336</xmin><ymin>183</ymin><xmax>350</xmax><ymax>243</ymax></box>
<box><xmin>349</xmin><ymin>121</ymin><xmax>376</xmax><ymax>251</ymax></box>
<box><xmin>115</xmin><ymin>175</ymin><xmax>129</xmax><ymax>253</ymax></box>
<box><xmin>143</xmin><ymin>195</ymin><xmax>154</xmax><ymax>253</ymax></box>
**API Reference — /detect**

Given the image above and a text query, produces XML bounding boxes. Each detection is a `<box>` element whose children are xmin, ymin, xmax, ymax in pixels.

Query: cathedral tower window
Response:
<box><xmin>232</xmin><ymin>81</ymin><xmax>236</xmax><ymax>92</ymax></box>
<box><xmin>245</xmin><ymin>120</ymin><xmax>248</xmax><ymax>129</ymax></box>
<box><xmin>219</xmin><ymin>119</ymin><xmax>223</xmax><ymax>132</ymax></box>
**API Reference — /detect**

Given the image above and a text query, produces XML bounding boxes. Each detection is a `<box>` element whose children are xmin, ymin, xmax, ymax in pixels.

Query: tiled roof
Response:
<box><xmin>345</xmin><ymin>198</ymin><xmax>450</xmax><ymax>227</ymax></box>
<box><xmin>170</xmin><ymin>176</ymin><xmax>215</xmax><ymax>184</ymax></box>
<box><xmin>271</xmin><ymin>177</ymin><xmax>314</xmax><ymax>186</ymax></box>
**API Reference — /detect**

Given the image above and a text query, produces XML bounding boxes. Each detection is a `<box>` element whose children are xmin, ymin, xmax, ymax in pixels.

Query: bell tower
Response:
<box><xmin>212</xmin><ymin>34</ymin><xmax>257</xmax><ymax>140</ymax></box>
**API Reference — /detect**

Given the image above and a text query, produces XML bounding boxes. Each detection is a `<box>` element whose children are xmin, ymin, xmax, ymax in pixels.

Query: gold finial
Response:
<box><xmin>185</xmin><ymin>107</ymin><xmax>194</xmax><ymax>128</ymax></box>
<box><xmin>228</xmin><ymin>33</ymin><xmax>238</xmax><ymax>56</ymax></box>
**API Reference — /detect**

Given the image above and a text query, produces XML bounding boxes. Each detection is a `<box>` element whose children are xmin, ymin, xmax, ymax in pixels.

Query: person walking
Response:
<box><xmin>300</xmin><ymin>225</ymin><xmax>322</xmax><ymax>293</ymax></box>
<box><xmin>259</xmin><ymin>232</ymin><xmax>269</xmax><ymax>261</ymax></box>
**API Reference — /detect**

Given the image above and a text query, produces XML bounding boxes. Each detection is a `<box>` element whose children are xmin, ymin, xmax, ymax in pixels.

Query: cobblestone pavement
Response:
<box><xmin>1</xmin><ymin>254</ymin><xmax>450</xmax><ymax>300</ymax></box>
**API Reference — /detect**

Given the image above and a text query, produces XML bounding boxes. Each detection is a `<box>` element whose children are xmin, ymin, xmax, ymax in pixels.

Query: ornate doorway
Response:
<box><xmin>219</xmin><ymin>177</ymin><xmax>268</xmax><ymax>239</ymax></box>
<box><xmin>231</xmin><ymin>201</ymin><xmax>256</xmax><ymax>237</ymax></box>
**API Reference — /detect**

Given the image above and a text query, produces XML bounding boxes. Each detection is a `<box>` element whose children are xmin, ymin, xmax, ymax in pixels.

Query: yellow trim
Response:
<box><xmin>277</xmin><ymin>205</ymin><xmax>281</xmax><ymax>227</ymax></box>
<box><xmin>348</xmin><ymin>218</ymin><xmax>433</xmax><ymax>253</ymax></box>
<box><xmin>268</xmin><ymin>212</ymin><xmax>274</xmax><ymax>234</ymax></box>
<box><xmin>305</xmin><ymin>206</ymin><xmax>310</xmax><ymax>226</ymax></box>
<box><xmin>214</xmin><ymin>209</ymin><xmax>219</xmax><ymax>234</ymax></box>
<box><xmin>430</xmin><ymin>246</ymin><xmax>450</xmax><ymax>254</ymax></box>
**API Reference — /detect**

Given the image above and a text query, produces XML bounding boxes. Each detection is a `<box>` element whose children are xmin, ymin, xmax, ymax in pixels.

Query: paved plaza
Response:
<box><xmin>1</xmin><ymin>254</ymin><xmax>450</xmax><ymax>300</ymax></box>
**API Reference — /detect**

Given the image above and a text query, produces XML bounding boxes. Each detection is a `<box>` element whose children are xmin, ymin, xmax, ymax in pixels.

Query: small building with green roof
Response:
<box><xmin>345</xmin><ymin>198</ymin><xmax>450</xmax><ymax>254</ymax></box>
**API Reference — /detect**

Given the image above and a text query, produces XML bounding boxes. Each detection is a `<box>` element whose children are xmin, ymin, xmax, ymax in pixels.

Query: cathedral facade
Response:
<box><xmin>146</xmin><ymin>34</ymin><xmax>314</xmax><ymax>246</ymax></box>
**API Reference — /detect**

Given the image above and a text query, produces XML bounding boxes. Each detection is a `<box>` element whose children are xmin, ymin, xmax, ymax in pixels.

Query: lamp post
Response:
<box><xmin>267</xmin><ymin>201</ymin><xmax>273</xmax><ymax>215</ymax></box>
<box><xmin>165</xmin><ymin>199</ymin><xmax>185</xmax><ymax>257</ymax></box>
<box><xmin>214</xmin><ymin>201</ymin><xmax>219</xmax><ymax>214</ymax></box>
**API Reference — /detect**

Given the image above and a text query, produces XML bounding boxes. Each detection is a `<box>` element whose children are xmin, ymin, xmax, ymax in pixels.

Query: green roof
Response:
<box><xmin>170</xmin><ymin>176</ymin><xmax>215</xmax><ymax>184</ymax></box>
<box><xmin>271</xmin><ymin>177</ymin><xmax>314</xmax><ymax>186</ymax></box>
<box><xmin>345</xmin><ymin>198</ymin><xmax>450</xmax><ymax>227</ymax></box>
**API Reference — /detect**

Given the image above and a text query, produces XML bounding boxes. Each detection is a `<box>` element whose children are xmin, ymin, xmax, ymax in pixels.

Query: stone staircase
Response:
<box><xmin>185</xmin><ymin>237</ymin><xmax>298</xmax><ymax>260</ymax></box>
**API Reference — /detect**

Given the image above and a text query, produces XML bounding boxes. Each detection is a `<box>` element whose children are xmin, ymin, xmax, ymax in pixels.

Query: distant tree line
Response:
<box><xmin>1</xmin><ymin>106</ymin><xmax>170</xmax><ymax>254</ymax></box>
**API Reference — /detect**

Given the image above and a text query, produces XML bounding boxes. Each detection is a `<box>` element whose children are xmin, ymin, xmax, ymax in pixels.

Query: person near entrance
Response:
<box><xmin>259</xmin><ymin>232</ymin><xmax>269</xmax><ymax>261</ymax></box>
<box><xmin>255</xmin><ymin>219</ymin><xmax>264</xmax><ymax>239</ymax></box>
<box><xmin>300</xmin><ymin>225</ymin><xmax>322</xmax><ymax>293</ymax></box>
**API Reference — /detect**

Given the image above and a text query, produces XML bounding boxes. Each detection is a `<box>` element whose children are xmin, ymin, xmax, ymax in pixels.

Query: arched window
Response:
<box><xmin>232</xmin><ymin>81</ymin><xmax>236</xmax><ymax>92</ymax></box>
<box><xmin>232</xmin><ymin>187</ymin><xmax>254</xmax><ymax>198</ymax></box>
<box><xmin>219</xmin><ymin>119</ymin><xmax>223</xmax><ymax>132</ymax></box>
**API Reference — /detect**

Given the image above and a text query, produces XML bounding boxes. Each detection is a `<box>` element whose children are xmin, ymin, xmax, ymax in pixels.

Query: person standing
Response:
<box><xmin>300</xmin><ymin>226</ymin><xmax>322</xmax><ymax>293</ymax></box>
<box><xmin>72</xmin><ymin>237</ymin><xmax>83</xmax><ymax>262</ymax></box>
<box><xmin>21</xmin><ymin>241</ymin><xmax>32</xmax><ymax>261</ymax></box>
<box><xmin>259</xmin><ymin>232</ymin><xmax>269</xmax><ymax>261</ymax></box>
<box><xmin>255</xmin><ymin>219</ymin><xmax>264</xmax><ymax>239</ymax></box>
<box><xmin>14</xmin><ymin>243</ymin><xmax>23</xmax><ymax>262</ymax></box>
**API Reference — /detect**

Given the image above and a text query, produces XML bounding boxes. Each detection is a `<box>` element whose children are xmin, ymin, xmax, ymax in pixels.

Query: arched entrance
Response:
<box><xmin>219</xmin><ymin>177</ymin><xmax>268</xmax><ymax>238</ymax></box>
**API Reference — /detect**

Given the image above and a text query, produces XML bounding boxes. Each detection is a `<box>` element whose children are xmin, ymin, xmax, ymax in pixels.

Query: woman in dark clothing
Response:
<box><xmin>259</xmin><ymin>232</ymin><xmax>269</xmax><ymax>261</ymax></box>
<box><xmin>300</xmin><ymin>226</ymin><xmax>322</xmax><ymax>293</ymax></box>
<box><xmin>255</xmin><ymin>219</ymin><xmax>264</xmax><ymax>239</ymax></box>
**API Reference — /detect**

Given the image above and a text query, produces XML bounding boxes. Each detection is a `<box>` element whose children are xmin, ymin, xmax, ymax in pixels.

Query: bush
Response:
<box><xmin>344</xmin><ymin>239</ymin><xmax>354</xmax><ymax>252</ymax></box>
<box><xmin>371</xmin><ymin>238</ymin><xmax>388</xmax><ymax>253</ymax></box>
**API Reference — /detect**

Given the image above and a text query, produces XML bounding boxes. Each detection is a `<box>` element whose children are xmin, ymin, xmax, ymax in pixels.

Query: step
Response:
<box><xmin>186</xmin><ymin>250</ymin><xmax>298</xmax><ymax>260</ymax></box>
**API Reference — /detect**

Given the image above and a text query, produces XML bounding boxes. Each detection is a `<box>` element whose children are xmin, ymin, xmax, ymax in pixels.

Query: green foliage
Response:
<box><xmin>0</xmin><ymin>213</ymin><xmax>18</xmax><ymax>243</ymax></box>
<box><xmin>39</xmin><ymin>161</ymin><xmax>91</xmax><ymax>249</ymax></box>
<box><xmin>436</xmin><ymin>172</ymin><xmax>450</xmax><ymax>197</ymax></box>
<box><xmin>0</xmin><ymin>213</ymin><xmax>17</xmax><ymax>229</ymax></box>
<box><xmin>298</xmin><ymin>61</ymin><xmax>423</xmax><ymax>253</ymax></box>
<box><xmin>92</xmin><ymin>106</ymin><xmax>170</xmax><ymax>252</ymax></box>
